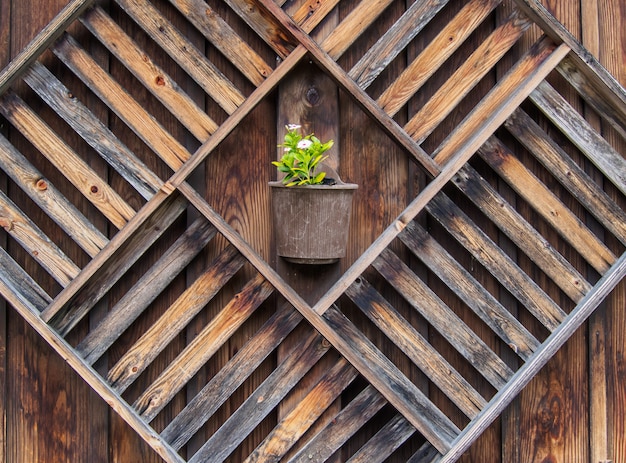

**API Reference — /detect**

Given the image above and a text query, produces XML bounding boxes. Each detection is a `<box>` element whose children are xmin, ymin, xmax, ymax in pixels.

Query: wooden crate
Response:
<box><xmin>1</xmin><ymin>0</ymin><xmax>625</xmax><ymax>461</ymax></box>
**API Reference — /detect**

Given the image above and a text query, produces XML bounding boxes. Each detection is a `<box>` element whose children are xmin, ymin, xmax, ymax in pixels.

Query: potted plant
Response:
<box><xmin>270</xmin><ymin>124</ymin><xmax>357</xmax><ymax>264</ymax></box>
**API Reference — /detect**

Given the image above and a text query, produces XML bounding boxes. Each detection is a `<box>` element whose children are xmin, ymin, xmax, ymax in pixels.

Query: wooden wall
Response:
<box><xmin>0</xmin><ymin>0</ymin><xmax>624</xmax><ymax>462</ymax></box>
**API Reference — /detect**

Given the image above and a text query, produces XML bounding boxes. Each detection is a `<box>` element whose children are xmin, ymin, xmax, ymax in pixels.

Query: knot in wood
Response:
<box><xmin>306</xmin><ymin>87</ymin><xmax>321</xmax><ymax>106</ymax></box>
<box><xmin>35</xmin><ymin>179</ymin><xmax>48</xmax><ymax>191</ymax></box>
<box><xmin>0</xmin><ymin>217</ymin><xmax>14</xmax><ymax>231</ymax></box>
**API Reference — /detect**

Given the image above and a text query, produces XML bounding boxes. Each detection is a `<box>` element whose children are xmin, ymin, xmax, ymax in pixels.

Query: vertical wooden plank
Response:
<box><xmin>189</xmin><ymin>1</ymin><xmax>276</xmax><ymax>458</ymax></box>
<box><xmin>515</xmin><ymin>3</ymin><xmax>590</xmax><ymax>463</ymax></box>
<box><xmin>580</xmin><ymin>1</ymin><xmax>611</xmax><ymax>462</ymax></box>
<box><xmin>338</xmin><ymin>0</ymin><xmax>416</xmax><ymax>459</ymax></box>
<box><xmin>4</xmin><ymin>0</ymin><xmax>113</xmax><ymax>461</ymax></box>
<box><xmin>5</xmin><ymin>2</ymin><xmax>100</xmax><ymax>462</ymax></box>
<box><xmin>495</xmin><ymin>2</ymin><xmax>525</xmax><ymax>460</ymax></box>
<box><xmin>0</xmin><ymin>0</ymin><xmax>10</xmax><ymax>459</ymax></box>
<box><xmin>408</xmin><ymin>1</ymin><xmax>504</xmax><ymax>461</ymax></box>
<box><xmin>177</xmin><ymin>2</ymin><xmax>227</xmax><ymax>460</ymax></box>
<box><xmin>78</xmin><ymin>3</ymin><xmax>112</xmax><ymax>461</ymax></box>
<box><xmin>591</xmin><ymin>1</ymin><xmax>626</xmax><ymax>462</ymax></box>
<box><xmin>103</xmin><ymin>1</ymin><xmax>185</xmax><ymax>461</ymax></box>
<box><xmin>275</xmin><ymin>3</ymin><xmax>342</xmax><ymax>460</ymax></box>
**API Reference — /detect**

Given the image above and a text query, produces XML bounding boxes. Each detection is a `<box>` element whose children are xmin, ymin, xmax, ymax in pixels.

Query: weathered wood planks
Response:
<box><xmin>1</xmin><ymin>0</ymin><xmax>625</xmax><ymax>462</ymax></box>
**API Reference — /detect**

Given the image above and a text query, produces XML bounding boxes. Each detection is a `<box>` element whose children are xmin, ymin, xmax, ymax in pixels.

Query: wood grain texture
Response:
<box><xmin>479</xmin><ymin>135</ymin><xmax>616</xmax><ymax>274</ymax></box>
<box><xmin>0</xmin><ymin>131</ymin><xmax>108</xmax><ymax>260</ymax></box>
<box><xmin>578</xmin><ymin>2</ymin><xmax>626</xmax><ymax>462</ymax></box>
<box><xmin>287</xmin><ymin>385</ymin><xmax>388</xmax><ymax>463</ymax></box>
<box><xmin>244</xmin><ymin>359</ymin><xmax>357</xmax><ymax>463</ymax></box>
<box><xmin>77</xmin><ymin>219</ymin><xmax>217</xmax><ymax>365</ymax></box>
<box><xmin>377</xmin><ymin>0</ymin><xmax>501</xmax><ymax>117</ymax></box>
<box><xmin>161</xmin><ymin>305</ymin><xmax>303</xmax><ymax>450</ymax></box>
<box><xmin>115</xmin><ymin>0</ymin><xmax>245</xmax><ymax>113</ymax></box>
<box><xmin>0</xmin><ymin>189</ymin><xmax>80</xmax><ymax>286</ymax></box>
<box><xmin>346</xmin><ymin>276</ymin><xmax>487</xmax><ymax>418</ymax></box>
<box><xmin>167</xmin><ymin>0</ymin><xmax>273</xmax><ymax>86</ymax></box>
<box><xmin>81</xmin><ymin>6</ymin><xmax>219</xmax><ymax>141</ymax></box>
<box><xmin>188</xmin><ymin>330</ymin><xmax>330</xmax><ymax>463</ymax></box>
<box><xmin>275</xmin><ymin>28</ymin><xmax>343</xmax><ymax>463</ymax></box>
<box><xmin>0</xmin><ymin>91</ymin><xmax>136</xmax><ymax>229</ymax></box>
<box><xmin>2</xmin><ymin>1</ymin><xmax>626</xmax><ymax>462</ymax></box>
<box><xmin>0</xmin><ymin>0</ymin><xmax>9</xmax><ymax>458</ymax></box>
<box><xmin>134</xmin><ymin>274</ymin><xmax>273</xmax><ymax>422</ymax></box>
<box><xmin>23</xmin><ymin>61</ymin><xmax>162</xmax><ymax>201</ymax></box>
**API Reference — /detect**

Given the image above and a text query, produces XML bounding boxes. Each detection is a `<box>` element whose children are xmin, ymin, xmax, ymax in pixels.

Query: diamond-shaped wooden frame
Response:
<box><xmin>1</xmin><ymin>0</ymin><xmax>625</xmax><ymax>461</ymax></box>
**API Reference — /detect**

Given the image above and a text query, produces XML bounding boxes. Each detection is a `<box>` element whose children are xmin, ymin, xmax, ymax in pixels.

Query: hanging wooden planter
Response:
<box><xmin>270</xmin><ymin>181</ymin><xmax>357</xmax><ymax>264</ymax></box>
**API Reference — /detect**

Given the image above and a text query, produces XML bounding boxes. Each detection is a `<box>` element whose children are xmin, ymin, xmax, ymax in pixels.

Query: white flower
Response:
<box><xmin>286</xmin><ymin>124</ymin><xmax>301</xmax><ymax>131</ymax></box>
<box><xmin>297</xmin><ymin>139</ymin><xmax>313</xmax><ymax>149</ymax></box>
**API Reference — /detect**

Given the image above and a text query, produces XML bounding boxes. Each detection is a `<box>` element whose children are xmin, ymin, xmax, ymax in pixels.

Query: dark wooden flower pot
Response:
<box><xmin>269</xmin><ymin>181</ymin><xmax>358</xmax><ymax>264</ymax></box>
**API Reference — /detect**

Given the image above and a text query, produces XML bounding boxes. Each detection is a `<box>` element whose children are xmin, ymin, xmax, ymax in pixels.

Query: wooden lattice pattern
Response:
<box><xmin>1</xmin><ymin>0</ymin><xmax>626</xmax><ymax>461</ymax></box>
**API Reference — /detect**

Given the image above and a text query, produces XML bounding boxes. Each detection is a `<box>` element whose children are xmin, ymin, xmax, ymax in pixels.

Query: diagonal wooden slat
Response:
<box><xmin>1</xmin><ymin>1</ymin><xmax>626</xmax><ymax>461</ymax></box>
<box><xmin>133</xmin><ymin>274</ymin><xmax>274</xmax><ymax>422</ymax></box>
<box><xmin>399</xmin><ymin>221</ymin><xmax>541</xmax><ymax>360</ymax></box>
<box><xmin>407</xmin><ymin>443</ymin><xmax>441</xmax><ymax>463</ymax></box>
<box><xmin>41</xmin><ymin>191</ymin><xmax>188</xmax><ymax>327</ymax></box>
<box><xmin>243</xmin><ymin>358</ymin><xmax>358</xmax><ymax>463</ymax></box>
<box><xmin>319</xmin><ymin>0</ymin><xmax>396</xmax><ymax>60</ymax></box>
<box><xmin>505</xmin><ymin>107</ymin><xmax>626</xmax><ymax>245</ymax></box>
<box><xmin>349</xmin><ymin>0</ymin><xmax>450</xmax><ymax>89</ymax></box>
<box><xmin>451</xmin><ymin>164</ymin><xmax>592</xmax><ymax>303</ymax></box>
<box><xmin>115</xmin><ymin>0</ymin><xmax>245</xmax><ymax>113</ymax></box>
<box><xmin>80</xmin><ymin>5</ymin><xmax>219</xmax><ymax>141</ymax></box>
<box><xmin>479</xmin><ymin>136</ymin><xmax>616</xmax><ymax>274</ymax></box>
<box><xmin>77</xmin><ymin>218</ymin><xmax>217</xmax><ymax>365</ymax></box>
<box><xmin>441</xmin><ymin>251</ymin><xmax>626</xmax><ymax>463</ymax></box>
<box><xmin>432</xmin><ymin>35</ymin><xmax>570</xmax><ymax>166</ymax></box>
<box><xmin>556</xmin><ymin>55</ymin><xmax>626</xmax><ymax>140</ymax></box>
<box><xmin>0</xmin><ymin>132</ymin><xmax>109</xmax><ymax>257</ymax></box>
<box><xmin>166</xmin><ymin>0</ymin><xmax>273</xmax><ymax>86</ymax></box>
<box><xmin>0</xmin><ymin>91</ymin><xmax>136</xmax><ymax>228</ymax></box>
<box><xmin>377</xmin><ymin>0</ymin><xmax>502</xmax><ymax>117</ymax></box>
<box><xmin>225</xmin><ymin>0</ymin><xmax>296</xmax><ymax>58</ymax></box>
<box><xmin>373</xmin><ymin>248</ymin><xmax>514</xmax><ymax>389</ymax></box>
<box><xmin>0</xmin><ymin>191</ymin><xmax>79</xmax><ymax>287</ymax></box>
<box><xmin>345</xmin><ymin>414</ymin><xmax>416</xmax><ymax>463</ymax></box>
<box><xmin>23</xmin><ymin>62</ymin><xmax>162</xmax><ymax>200</ymax></box>
<box><xmin>288</xmin><ymin>0</ymin><xmax>340</xmax><ymax>33</ymax></box>
<box><xmin>161</xmin><ymin>305</ymin><xmax>303</xmax><ymax>450</ymax></box>
<box><xmin>346</xmin><ymin>276</ymin><xmax>488</xmax><ymax>418</ymax></box>
<box><xmin>108</xmin><ymin>245</ymin><xmax>247</xmax><ymax>394</ymax></box>
<box><xmin>405</xmin><ymin>7</ymin><xmax>533</xmax><ymax>142</ymax></box>
<box><xmin>0</xmin><ymin>0</ymin><xmax>95</xmax><ymax>94</ymax></box>
<box><xmin>0</xmin><ymin>248</ymin><xmax>52</xmax><ymax>311</ymax></box>
<box><xmin>426</xmin><ymin>192</ymin><xmax>568</xmax><ymax>331</ymax></box>
<box><xmin>51</xmin><ymin>33</ymin><xmax>190</xmax><ymax>171</ymax></box>
<box><xmin>188</xmin><ymin>330</ymin><xmax>330</xmax><ymax>463</ymax></box>
<box><xmin>286</xmin><ymin>385</ymin><xmax>388</xmax><ymax>463</ymax></box>
<box><xmin>530</xmin><ymin>79</ymin><xmax>626</xmax><ymax>195</ymax></box>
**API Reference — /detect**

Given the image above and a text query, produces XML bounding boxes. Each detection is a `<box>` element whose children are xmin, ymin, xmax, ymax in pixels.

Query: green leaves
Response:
<box><xmin>273</xmin><ymin>124</ymin><xmax>333</xmax><ymax>186</ymax></box>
